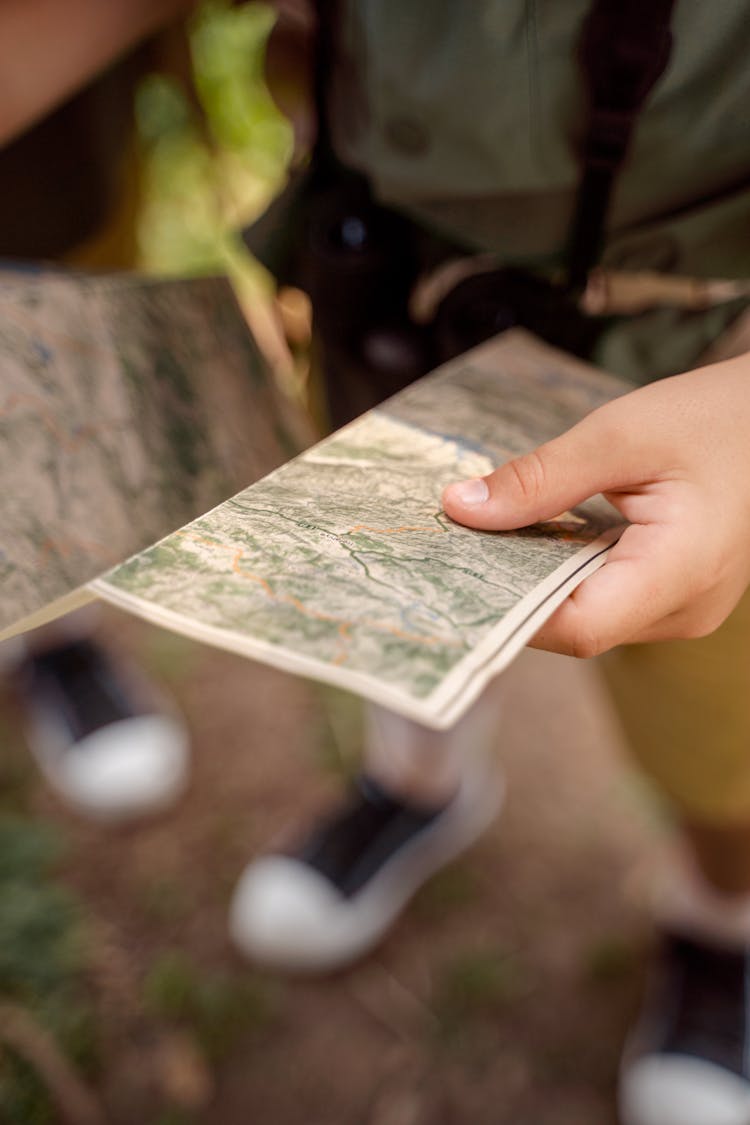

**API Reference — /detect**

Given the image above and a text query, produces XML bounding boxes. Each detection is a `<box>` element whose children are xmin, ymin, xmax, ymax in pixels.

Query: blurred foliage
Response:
<box><xmin>412</xmin><ymin>864</ymin><xmax>479</xmax><ymax>920</ymax></box>
<box><xmin>152</xmin><ymin>1109</ymin><xmax>201</xmax><ymax>1125</ymax></box>
<box><xmin>0</xmin><ymin>712</ymin><xmax>33</xmax><ymax>812</ymax></box>
<box><xmin>0</xmin><ymin>9</ymin><xmax>295</xmax><ymax>1118</ymax></box>
<box><xmin>191</xmin><ymin>1</ymin><xmax>290</xmax><ymax>168</ymax></box>
<box><xmin>0</xmin><ymin>814</ymin><xmax>61</xmax><ymax>888</ymax></box>
<box><xmin>0</xmin><ymin>816</ymin><xmax>95</xmax><ymax>1124</ymax></box>
<box><xmin>136</xmin><ymin>0</ymin><xmax>293</xmax><ymax>282</ymax></box>
<box><xmin>140</xmin><ymin>628</ymin><xmax>200</xmax><ymax>688</ymax></box>
<box><xmin>584</xmin><ymin>934</ymin><xmax>638</xmax><ymax>985</ymax></box>
<box><xmin>433</xmin><ymin>946</ymin><xmax>531</xmax><ymax>1045</ymax></box>
<box><xmin>133</xmin><ymin>873</ymin><xmax>194</xmax><ymax>927</ymax></box>
<box><xmin>313</xmin><ymin>686</ymin><xmax>365</xmax><ymax>781</ymax></box>
<box><xmin>143</xmin><ymin>949</ymin><xmax>280</xmax><ymax>1063</ymax></box>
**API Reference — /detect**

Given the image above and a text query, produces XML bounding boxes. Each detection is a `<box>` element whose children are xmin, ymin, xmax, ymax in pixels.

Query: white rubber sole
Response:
<box><xmin>619</xmin><ymin>1054</ymin><xmax>750</xmax><ymax>1125</ymax></box>
<box><xmin>229</xmin><ymin>765</ymin><xmax>504</xmax><ymax>973</ymax></box>
<box><xmin>27</xmin><ymin>711</ymin><xmax>190</xmax><ymax>822</ymax></box>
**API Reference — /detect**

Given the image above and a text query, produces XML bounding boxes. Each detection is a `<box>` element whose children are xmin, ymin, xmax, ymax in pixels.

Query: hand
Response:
<box><xmin>442</xmin><ymin>354</ymin><xmax>750</xmax><ymax>657</ymax></box>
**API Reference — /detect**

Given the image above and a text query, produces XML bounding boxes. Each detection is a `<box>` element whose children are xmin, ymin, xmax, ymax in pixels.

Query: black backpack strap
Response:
<box><xmin>566</xmin><ymin>0</ymin><xmax>677</xmax><ymax>289</ymax></box>
<box><xmin>311</xmin><ymin>0</ymin><xmax>339</xmax><ymax>184</ymax></box>
<box><xmin>310</xmin><ymin>0</ymin><xmax>677</xmax><ymax>292</ymax></box>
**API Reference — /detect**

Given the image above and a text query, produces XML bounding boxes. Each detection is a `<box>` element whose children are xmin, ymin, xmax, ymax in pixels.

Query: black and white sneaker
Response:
<box><xmin>13</xmin><ymin>637</ymin><xmax>189</xmax><ymax>821</ymax></box>
<box><xmin>620</xmin><ymin>932</ymin><xmax>750</xmax><ymax>1125</ymax></box>
<box><xmin>229</xmin><ymin>765</ymin><xmax>503</xmax><ymax>972</ymax></box>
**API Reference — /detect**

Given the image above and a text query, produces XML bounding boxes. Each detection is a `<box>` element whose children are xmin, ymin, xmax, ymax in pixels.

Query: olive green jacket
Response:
<box><xmin>327</xmin><ymin>0</ymin><xmax>750</xmax><ymax>379</ymax></box>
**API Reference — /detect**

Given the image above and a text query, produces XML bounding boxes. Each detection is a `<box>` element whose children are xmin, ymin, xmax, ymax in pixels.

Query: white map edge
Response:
<box><xmin>0</xmin><ymin>585</ymin><xmax>96</xmax><ymax>644</ymax></box>
<box><xmin>429</xmin><ymin>524</ymin><xmax>622</xmax><ymax>726</ymax></box>
<box><xmin>88</xmin><ymin>524</ymin><xmax>623</xmax><ymax>730</ymax></box>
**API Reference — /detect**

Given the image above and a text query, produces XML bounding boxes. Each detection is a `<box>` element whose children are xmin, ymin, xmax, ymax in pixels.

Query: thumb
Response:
<box><xmin>442</xmin><ymin>408</ymin><xmax>643</xmax><ymax>531</ymax></box>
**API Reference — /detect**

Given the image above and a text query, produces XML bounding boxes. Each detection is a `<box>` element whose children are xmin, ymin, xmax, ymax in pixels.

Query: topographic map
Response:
<box><xmin>0</xmin><ymin>269</ymin><xmax>300</xmax><ymax>638</ymax></box>
<box><xmin>94</xmin><ymin>332</ymin><xmax>630</xmax><ymax>728</ymax></box>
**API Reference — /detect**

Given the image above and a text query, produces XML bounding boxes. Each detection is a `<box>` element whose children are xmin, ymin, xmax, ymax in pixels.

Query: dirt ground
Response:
<box><xmin>8</xmin><ymin>608</ymin><xmax>666</xmax><ymax>1125</ymax></box>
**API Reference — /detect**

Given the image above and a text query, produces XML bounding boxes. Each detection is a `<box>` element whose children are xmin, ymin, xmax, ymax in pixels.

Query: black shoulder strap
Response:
<box><xmin>566</xmin><ymin>0</ymin><xmax>677</xmax><ymax>289</ymax></box>
<box><xmin>312</xmin><ymin>0</ymin><xmax>677</xmax><ymax>287</ymax></box>
<box><xmin>312</xmin><ymin>0</ymin><xmax>338</xmax><ymax>183</ymax></box>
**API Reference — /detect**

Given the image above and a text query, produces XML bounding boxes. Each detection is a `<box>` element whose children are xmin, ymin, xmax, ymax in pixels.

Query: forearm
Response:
<box><xmin>0</xmin><ymin>0</ymin><xmax>195</xmax><ymax>146</ymax></box>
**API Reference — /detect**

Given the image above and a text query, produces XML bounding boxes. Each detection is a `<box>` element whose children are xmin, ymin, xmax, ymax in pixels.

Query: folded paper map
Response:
<box><xmin>0</xmin><ymin>269</ymin><xmax>302</xmax><ymax>638</ymax></box>
<box><xmin>92</xmin><ymin>331</ymin><xmax>628</xmax><ymax>728</ymax></box>
<box><xmin>0</xmin><ymin>267</ymin><xmax>629</xmax><ymax>727</ymax></box>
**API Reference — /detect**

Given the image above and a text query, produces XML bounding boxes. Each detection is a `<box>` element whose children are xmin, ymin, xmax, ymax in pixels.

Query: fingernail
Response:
<box><xmin>445</xmin><ymin>478</ymin><xmax>489</xmax><ymax>507</ymax></box>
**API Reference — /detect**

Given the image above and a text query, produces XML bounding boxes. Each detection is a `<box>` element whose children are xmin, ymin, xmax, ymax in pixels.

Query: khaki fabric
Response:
<box><xmin>330</xmin><ymin>0</ymin><xmax>750</xmax><ymax>273</ymax></box>
<box><xmin>601</xmin><ymin>590</ymin><xmax>750</xmax><ymax>826</ymax></box>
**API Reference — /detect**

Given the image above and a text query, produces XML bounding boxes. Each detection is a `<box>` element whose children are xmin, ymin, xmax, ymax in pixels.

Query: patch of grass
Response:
<box><xmin>151</xmin><ymin>1109</ymin><xmax>200</xmax><ymax>1125</ymax></box>
<box><xmin>412</xmin><ymin>865</ymin><xmax>479</xmax><ymax>919</ymax></box>
<box><xmin>0</xmin><ymin>817</ymin><xmax>81</xmax><ymax>1002</ymax></box>
<box><xmin>313</xmin><ymin>686</ymin><xmax>364</xmax><ymax>781</ymax></box>
<box><xmin>133</xmin><ymin>875</ymin><xmax>194</xmax><ymax>927</ymax></box>
<box><xmin>0</xmin><ymin>712</ymin><xmax>34</xmax><ymax>810</ymax></box>
<box><xmin>0</xmin><ymin>1054</ymin><xmax>53</xmax><ymax>1125</ymax></box>
<box><xmin>143</xmin><ymin>950</ymin><xmax>280</xmax><ymax>1062</ymax></box>
<box><xmin>0</xmin><ymin>816</ymin><xmax>62</xmax><ymax>883</ymax></box>
<box><xmin>0</xmin><ymin>881</ymin><xmax>82</xmax><ymax>997</ymax></box>
<box><xmin>139</xmin><ymin>628</ymin><xmax>200</xmax><ymax>687</ymax></box>
<box><xmin>584</xmin><ymin>935</ymin><xmax>637</xmax><ymax>985</ymax></box>
<box><xmin>433</xmin><ymin>946</ymin><xmax>530</xmax><ymax>1045</ymax></box>
<box><xmin>0</xmin><ymin>816</ymin><xmax>96</xmax><ymax>1123</ymax></box>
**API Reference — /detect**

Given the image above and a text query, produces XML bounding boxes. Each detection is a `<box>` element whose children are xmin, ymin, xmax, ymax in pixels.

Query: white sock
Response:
<box><xmin>652</xmin><ymin>846</ymin><xmax>750</xmax><ymax>948</ymax></box>
<box><xmin>363</xmin><ymin>679</ymin><xmax>504</xmax><ymax>808</ymax></box>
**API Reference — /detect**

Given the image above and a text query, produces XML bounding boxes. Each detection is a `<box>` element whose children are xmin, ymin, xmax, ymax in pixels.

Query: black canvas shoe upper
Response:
<box><xmin>296</xmin><ymin>775</ymin><xmax>446</xmax><ymax>898</ymax></box>
<box><xmin>632</xmin><ymin>932</ymin><xmax>750</xmax><ymax>1081</ymax></box>
<box><xmin>16</xmin><ymin>638</ymin><xmax>140</xmax><ymax>745</ymax></box>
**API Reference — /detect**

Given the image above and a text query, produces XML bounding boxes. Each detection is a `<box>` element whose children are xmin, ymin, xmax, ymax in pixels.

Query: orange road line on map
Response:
<box><xmin>0</xmin><ymin>392</ymin><xmax>105</xmax><ymax>453</ymax></box>
<box><xmin>348</xmin><ymin>523</ymin><xmax>446</xmax><ymax>535</ymax></box>
<box><xmin>333</xmin><ymin>622</ymin><xmax>351</xmax><ymax>666</ymax></box>
<box><xmin>176</xmin><ymin>530</ymin><xmax>460</xmax><ymax>665</ymax></box>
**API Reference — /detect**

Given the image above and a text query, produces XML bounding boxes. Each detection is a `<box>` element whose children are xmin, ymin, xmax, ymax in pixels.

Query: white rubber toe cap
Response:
<box><xmin>620</xmin><ymin>1054</ymin><xmax>750</xmax><ymax>1125</ymax></box>
<box><xmin>54</xmin><ymin>715</ymin><xmax>189</xmax><ymax>821</ymax></box>
<box><xmin>230</xmin><ymin>767</ymin><xmax>505</xmax><ymax>973</ymax></box>
<box><xmin>229</xmin><ymin>856</ymin><xmax>357</xmax><ymax>972</ymax></box>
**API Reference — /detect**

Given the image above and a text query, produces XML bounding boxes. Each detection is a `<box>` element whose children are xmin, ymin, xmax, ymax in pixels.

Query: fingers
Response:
<box><xmin>440</xmin><ymin>364</ymin><xmax>750</xmax><ymax>655</ymax></box>
<box><xmin>534</xmin><ymin>591</ymin><xmax>736</xmax><ymax>654</ymax></box>
<box><xmin>442</xmin><ymin>399</ymin><xmax>652</xmax><ymax>532</ymax></box>
<box><xmin>526</xmin><ymin>523</ymin><xmax>694</xmax><ymax>657</ymax></box>
<box><xmin>619</xmin><ymin>584</ymin><xmax>748</xmax><ymax>646</ymax></box>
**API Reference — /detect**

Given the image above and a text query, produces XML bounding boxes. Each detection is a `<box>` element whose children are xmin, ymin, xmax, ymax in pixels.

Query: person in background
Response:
<box><xmin>9</xmin><ymin>6</ymin><xmax>750</xmax><ymax>1123</ymax></box>
<box><xmin>227</xmin><ymin>5</ymin><xmax>750</xmax><ymax>1125</ymax></box>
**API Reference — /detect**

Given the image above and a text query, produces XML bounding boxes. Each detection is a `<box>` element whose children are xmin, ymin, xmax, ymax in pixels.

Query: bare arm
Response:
<box><xmin>0</xmin><ymin>0</ymin><xmax>195</xmax><ymax>146</ymax></box>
